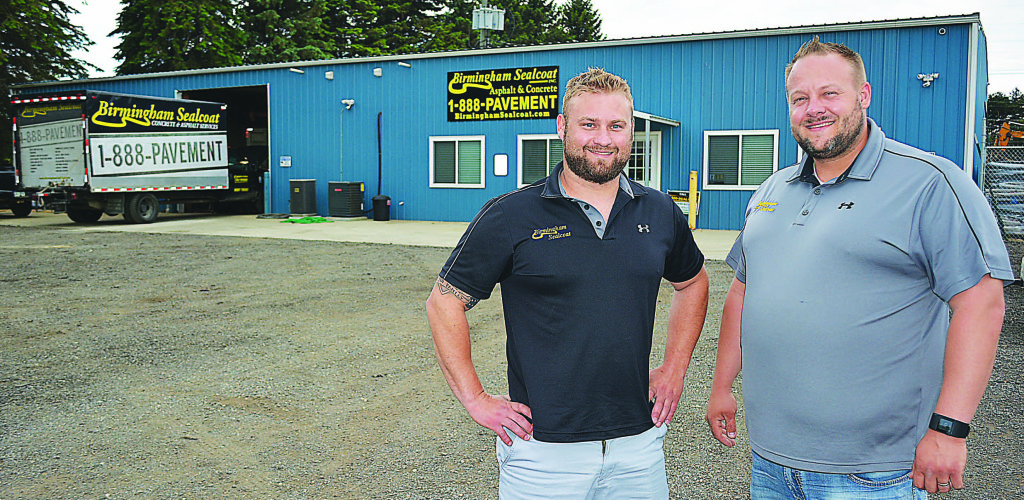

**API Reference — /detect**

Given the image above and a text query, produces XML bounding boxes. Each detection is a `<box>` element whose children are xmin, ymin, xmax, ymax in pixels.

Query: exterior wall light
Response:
<box><xmin>917</xmin><ymin>73</ymin><xmax>939</xmax><ymax>87</ymax></box>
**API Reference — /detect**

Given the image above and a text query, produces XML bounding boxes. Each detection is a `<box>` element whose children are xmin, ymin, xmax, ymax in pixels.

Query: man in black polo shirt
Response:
<box><xmin>426</xmin><ymin>68</ymin><xmax>709</xmax><ymax>499</ymax></box>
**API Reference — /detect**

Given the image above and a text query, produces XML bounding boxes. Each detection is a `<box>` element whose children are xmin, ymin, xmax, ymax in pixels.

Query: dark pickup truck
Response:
<box><xmin>1</xmin><ymin>165</ymin><xmax>32</xmax><ymax>217</ymax></box>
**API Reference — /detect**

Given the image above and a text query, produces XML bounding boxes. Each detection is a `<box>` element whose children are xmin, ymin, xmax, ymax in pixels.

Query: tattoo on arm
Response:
<box><xmin>436</xmin><ymin>277</ymin><xmax>480</xmax><ymax>311</ymax></box>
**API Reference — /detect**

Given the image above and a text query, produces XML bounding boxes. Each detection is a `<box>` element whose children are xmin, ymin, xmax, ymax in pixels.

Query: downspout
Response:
<box><xmin>377</xmin><ymin>111</ymin><xmax>383</xmax><ymax>196</ymax></box>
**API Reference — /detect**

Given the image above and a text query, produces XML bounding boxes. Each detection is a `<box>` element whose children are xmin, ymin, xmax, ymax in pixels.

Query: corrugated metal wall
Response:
<box><xmin>15</xmin><ymin>18</ymin><xmax>983</xmax><ymax>230</ymax></box>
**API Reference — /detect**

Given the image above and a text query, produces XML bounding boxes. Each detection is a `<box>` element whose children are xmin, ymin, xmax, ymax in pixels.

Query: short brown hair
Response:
<box><xmin>785</xmin><ymin>36</ymin><xmax>866</xmax><ymax>86</ymax></box>
<box><xmin>562</xmin><ymin>68</ymin><xmax>634</xmax><ymax>117</ymax></box>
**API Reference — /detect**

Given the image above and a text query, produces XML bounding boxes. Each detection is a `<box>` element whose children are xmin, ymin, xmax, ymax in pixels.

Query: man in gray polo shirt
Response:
<box><xmin>705</xmin><ymin>37</ymin><xmax>1013</xmax><ymax>499</ymax></box>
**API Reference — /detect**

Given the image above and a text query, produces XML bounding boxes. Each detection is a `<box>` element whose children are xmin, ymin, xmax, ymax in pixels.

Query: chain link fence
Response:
<box><xmin>984</xmin><ymin>146</ymin><xmax>1024</xmax><ymax>281</ymax></box>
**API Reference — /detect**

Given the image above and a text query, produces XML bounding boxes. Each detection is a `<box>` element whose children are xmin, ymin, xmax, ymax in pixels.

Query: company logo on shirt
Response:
<box><xmin>752</xmin><ymin>201</ymin><xmax>778</xmax><ymax>213</ymax></box>
<box><xmin>531</xmin><ymin>225</ymin><xmax>572</xmax><ymax>240</ymax></box>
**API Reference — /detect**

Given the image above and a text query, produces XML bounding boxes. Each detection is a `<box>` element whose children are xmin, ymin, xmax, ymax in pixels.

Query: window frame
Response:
<box><xmin>702</xmin><ymin>129</ymin><xmax>780</xmax><ymax>191</ymax></box>
<box><xmin>628</xmin><ymin>131</ymin><xmax>663</xmax><ymax>190</ymax></box>
<box><xmin>517</xmin><ymin>134</ymin><xmax>563</xmax><ymax>187</ymax></box>
<box><xmin>429</xmin><ymin>135</ymin><xmax>486</xmax><ymax>189</ymax></box>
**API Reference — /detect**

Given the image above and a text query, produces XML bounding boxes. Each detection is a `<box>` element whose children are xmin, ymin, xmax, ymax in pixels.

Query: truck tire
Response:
<box><xmin>66</xmin><ymin>207</ymin><xmax>103</xmax><ymax>223</ymax></box>
<box><xmin>126</xmin><ymin>193</ymin><xmax>159</xmax><ymax>223</ymax></box>
<box><xmin>11</xmin><ymin>201</ymin><xmax>32</xmax><ymax>218</ymax></box>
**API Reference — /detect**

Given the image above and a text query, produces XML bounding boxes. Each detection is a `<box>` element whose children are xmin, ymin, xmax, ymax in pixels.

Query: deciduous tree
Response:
<box><xmin>0</xmin><ymin>0</ymin><xmax>94</xmax><ymax>163</ymax></box>
<box><xmin>988</xmin><ymin>89</ymin><xmax>1024</xmax><ymax>145</ymax></box>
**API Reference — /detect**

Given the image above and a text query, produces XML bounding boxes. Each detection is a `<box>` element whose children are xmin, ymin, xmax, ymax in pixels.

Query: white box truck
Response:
<box><xmin>11</xmin><ymin>90</ymin><xmax>263</xmax><ymax>223</ymax></box>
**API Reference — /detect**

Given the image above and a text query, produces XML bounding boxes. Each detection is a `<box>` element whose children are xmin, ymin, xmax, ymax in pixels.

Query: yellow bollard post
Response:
<box><xmin>688</xmin><ymin>171</ymin><xmax>698</xmax><ymax>230</ymax></box>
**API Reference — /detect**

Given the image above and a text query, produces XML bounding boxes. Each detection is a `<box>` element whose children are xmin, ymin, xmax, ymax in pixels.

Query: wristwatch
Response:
<box><xmin>929</xmin><ymin>413</ymin><xmax>970</xmax><ymax>438</ymax></box>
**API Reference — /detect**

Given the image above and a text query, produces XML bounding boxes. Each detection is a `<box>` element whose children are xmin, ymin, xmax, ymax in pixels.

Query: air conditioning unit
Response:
<box><xmin>328</xmin><ymin>181</ymin><xmax>365</xmax><ymax>217</ymax></box>
<box><xmin>289</xmin><ymin>179</ymin><xmax>317</xmax><ymax>215</ymax></box>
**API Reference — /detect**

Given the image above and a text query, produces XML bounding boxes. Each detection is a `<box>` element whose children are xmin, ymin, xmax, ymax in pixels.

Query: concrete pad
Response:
<box><xmin>0</xmin><ymin>211</ymin><xmax>737</xmax><ymax>260</ymax></box>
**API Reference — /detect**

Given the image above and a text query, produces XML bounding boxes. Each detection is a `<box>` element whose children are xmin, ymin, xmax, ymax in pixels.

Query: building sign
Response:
<box><xmin>447</xmin><ymin>66</ymin><xmax>559</xmax><ymax>121</ymax></box>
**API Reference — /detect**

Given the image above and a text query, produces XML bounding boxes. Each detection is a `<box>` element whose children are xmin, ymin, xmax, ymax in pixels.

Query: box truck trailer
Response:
<box><xmin>11</xmin><ymin>90</ymin><xmax>263</xmax><ymax>223</ymax></box>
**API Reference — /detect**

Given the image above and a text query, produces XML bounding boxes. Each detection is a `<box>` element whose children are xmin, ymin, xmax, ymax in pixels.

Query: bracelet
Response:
<box><xmin>929</xmin><ymin>413</ymin><xmax>970</xmax><ymax>438</ymax></box>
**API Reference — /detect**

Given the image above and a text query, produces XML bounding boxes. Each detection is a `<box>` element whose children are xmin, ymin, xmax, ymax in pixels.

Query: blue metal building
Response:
<box><xmin>13</xmin><ymin>14</ymin><xmax>988</xmax><ymax>230</ymax></box>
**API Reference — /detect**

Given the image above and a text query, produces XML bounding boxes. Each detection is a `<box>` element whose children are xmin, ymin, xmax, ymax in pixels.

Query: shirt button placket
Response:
<box><xmin>794</xmin><ymin>186</ymin><xmax>821</xmax><ymax>226</ymax></box>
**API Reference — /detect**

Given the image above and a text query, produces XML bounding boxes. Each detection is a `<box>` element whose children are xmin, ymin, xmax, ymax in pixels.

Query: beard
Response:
<box><xmin>793</xmin><ymin>103</ymin><xmax>865</xmax><ymax>160</ymax></box>
<box><xmin>563</xmin><ymin>143</ymin><xmax>631</xmax><ymax>185</ymax></box>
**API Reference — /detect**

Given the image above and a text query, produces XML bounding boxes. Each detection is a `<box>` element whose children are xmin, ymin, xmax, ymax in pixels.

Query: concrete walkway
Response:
<box><xmin>0</xmin><ymin>211</ymin><xmax>739</xmax><ymax>260</ymax></box>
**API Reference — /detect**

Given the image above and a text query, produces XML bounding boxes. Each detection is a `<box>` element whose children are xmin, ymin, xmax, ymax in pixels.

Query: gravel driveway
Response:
<box><xmin>1</xmin><ymin>224</ymin><xmax>1020</xmax><ymax>499</ymax></box>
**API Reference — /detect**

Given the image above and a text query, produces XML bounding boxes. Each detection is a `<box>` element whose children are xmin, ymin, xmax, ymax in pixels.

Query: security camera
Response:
<box><xmin>342</xmin><ymin>99</ymin><xmax>355</xmax><ymax>110</ymax></box>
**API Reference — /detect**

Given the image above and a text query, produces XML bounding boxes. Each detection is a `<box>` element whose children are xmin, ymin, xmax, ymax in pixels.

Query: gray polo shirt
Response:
<box><xmin>727</xmin><ymin>119</ymin><xmax>1013</xmax><ymax>473</ymax></box>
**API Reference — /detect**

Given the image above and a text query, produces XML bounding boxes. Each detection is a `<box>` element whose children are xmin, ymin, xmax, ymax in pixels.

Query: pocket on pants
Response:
<box><xmin>655</xmin><ymin>423</ymin><xmax>668</xmax><ymax>441</ymax></box>
<box><xmin>496</xmin><ymin>429</ymin><xmax>520</xmax><ymax>468</ymax></box>
<box><xmin>846</xmin><ymin>470</ymin><xmax>912</xmax><ymax>488</ymax></box>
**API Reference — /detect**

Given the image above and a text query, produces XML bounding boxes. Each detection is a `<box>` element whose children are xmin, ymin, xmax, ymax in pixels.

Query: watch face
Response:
<box><xmin>938</xmin><ymin>419</ymin><xmax>953</xmax><ymax>433</ymax></box>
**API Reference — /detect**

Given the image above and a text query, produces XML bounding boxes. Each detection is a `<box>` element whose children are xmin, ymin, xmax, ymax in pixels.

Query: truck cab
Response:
<box><xmin>0</xmin><ymin>164</ymin><xmax>32</xmax><ymax>217</ymax></box>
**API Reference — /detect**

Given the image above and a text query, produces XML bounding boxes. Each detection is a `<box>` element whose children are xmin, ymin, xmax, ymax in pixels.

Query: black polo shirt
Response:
<box><xmin>439</xmin><ymin>163</ymin><xmax>704</xmax><ymax>442</ymax></box>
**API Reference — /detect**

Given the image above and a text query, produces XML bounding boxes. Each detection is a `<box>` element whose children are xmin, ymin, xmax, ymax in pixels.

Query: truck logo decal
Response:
<box><xmin>20</xmin><ymin>102</ymin><xmax>82</xmax><ymax>118</ymax></box>
<box><xmin>91</xmin><ymin>101</ymin><xmax>221</xmax><ymax>130</ymax></box>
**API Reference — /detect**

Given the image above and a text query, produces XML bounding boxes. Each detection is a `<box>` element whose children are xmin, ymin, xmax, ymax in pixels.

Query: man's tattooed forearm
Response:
<box><xmin>436</xmin><ymin>278</ymin><xmax>480</xmax><ymax>311</ymax></box>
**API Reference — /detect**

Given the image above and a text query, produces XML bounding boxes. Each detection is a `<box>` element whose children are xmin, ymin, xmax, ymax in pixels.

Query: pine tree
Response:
<box><xmin>1</xmin><ymin>0</ymin><xmax>95</xmax><ymax>163</ymax></box>
<box><xmin>376</xmin><ymin>0</ymin><xmax>446</xmax><ymax>55</ymax></box>
<box><xmin>424</xmin><ymin>0</ymin><xmax>567</xmax><ymax>52</ymax></box>
<box><xmin>322</xmin><ymin>0</ymin><xmax>387</xmax><ymax>58</ymax></box>
<box><xmin>419</xmin><ymin>0</ymin><xmax>472</xmax><ymax>52</ymax></box>
<box><xmin>111</xmin><ymin>0</ymin><xmax>247</xmax><ymax>74</ymax></box>
<box><xmin>243</xmin><ymin>0</ymin><xmax>336</xmax><ymax>64</ymax></box>
<box><xmin>555</xmin><ymin>0</ymin><xmax>602</xmax><ymax>43</ymax></box>
<box><xmin>496</xmin><ymin>0</ymin><xmax>568</xmax><ymax>46</ymax></box>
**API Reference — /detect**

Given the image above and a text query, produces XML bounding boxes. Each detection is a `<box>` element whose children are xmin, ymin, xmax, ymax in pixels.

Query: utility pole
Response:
<box><xmin>472</xmin><ymin>1</ymin><xmax>505</xmax><ymax>49</ymax></box>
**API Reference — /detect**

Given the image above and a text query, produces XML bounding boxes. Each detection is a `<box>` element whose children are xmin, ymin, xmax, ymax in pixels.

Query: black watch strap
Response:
<box><xmin>929</xmin><ymin>413</ymin><xmax>970</xmax><ymax>438</ymax></box>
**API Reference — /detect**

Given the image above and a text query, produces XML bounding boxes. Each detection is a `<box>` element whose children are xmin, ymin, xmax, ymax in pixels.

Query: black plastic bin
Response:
<box><xmin>372</xmin><ymin>195</ymin><xmax>391</xmax><ymax>221</ymax></box>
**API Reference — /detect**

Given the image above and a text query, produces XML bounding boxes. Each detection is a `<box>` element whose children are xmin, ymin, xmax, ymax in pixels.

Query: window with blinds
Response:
<box><xmin>703</xmin><ymin>130</ymin><xmax>779</xmax><ymax>190</ymax></box>
<box><xmin>430</xmin><ymin>136</ymin><xmax>485</xmax><ymax>188</ymax></box>
<box><xmin>518</xmin><ymin>135</ymin><xmax>562</xmax><ymax>186</ymax></box>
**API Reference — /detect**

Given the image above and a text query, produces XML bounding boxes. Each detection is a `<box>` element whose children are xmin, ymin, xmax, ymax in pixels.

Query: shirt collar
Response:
<box><xmin>788</xmin><ymin>118</ymin><xmax>886</xmax><ymax>186</ymax></box>
<box><xmin>542</xmin><ymin>161</ymin><xmax>641</xmax><ymax>199</ymax></box>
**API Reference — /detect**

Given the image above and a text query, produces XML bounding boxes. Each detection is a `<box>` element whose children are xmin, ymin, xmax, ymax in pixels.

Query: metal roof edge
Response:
<box><xmin>634</xmin><ymin>111</ymin><xmax>680</xmax><ymax>127</ymax></box>
<box><xmin>11</xmin><ymin>13</ymin><xmax>982</xmax><ymax>90</ymax></box>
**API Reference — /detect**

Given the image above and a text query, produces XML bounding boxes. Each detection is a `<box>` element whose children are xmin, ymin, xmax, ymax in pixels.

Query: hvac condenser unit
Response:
<box><xmin>289</xmin><ymin>179</ymin><xmax>317</xmax><ymax>215</ymax></box>
<box><xmin>328</xmin><ymin>181</ymin><xmax>365</xmax><ymax>217</ymax></box>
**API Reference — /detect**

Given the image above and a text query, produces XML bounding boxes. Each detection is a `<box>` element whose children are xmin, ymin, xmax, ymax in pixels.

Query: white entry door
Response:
<box><xmin>627</xmin><ymin>131</ymin><xmax>661</xmax><ymax>190</ymax></box>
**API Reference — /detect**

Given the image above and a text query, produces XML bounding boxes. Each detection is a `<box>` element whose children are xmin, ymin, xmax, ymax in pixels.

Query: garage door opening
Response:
<box><xmin>179</xmin><ymin>85</ymin><xmax>270</xmax><ymax>214</ymax></box>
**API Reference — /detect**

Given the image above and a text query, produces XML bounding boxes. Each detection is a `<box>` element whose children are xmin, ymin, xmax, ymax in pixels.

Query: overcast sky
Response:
<box><xmin>70</xmin><ymin>0</ymin><xmax>1022</xmax><ymax>93</ymax></box>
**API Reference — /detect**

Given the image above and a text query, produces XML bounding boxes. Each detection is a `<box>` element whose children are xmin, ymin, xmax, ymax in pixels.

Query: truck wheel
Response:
<box><xmin>11</xmin><ymin>201</ymin><xmax>32</xmax><ymax>218</ymax></box>
<box><xmin>66</xmin><ymin>208</ymin><xmax>103</xmax><ymax>223</ymax></box>
<box><xmin>127</xmin><ymin>193</ymin><xmax>159</xmax><ymax>223</ymax></box>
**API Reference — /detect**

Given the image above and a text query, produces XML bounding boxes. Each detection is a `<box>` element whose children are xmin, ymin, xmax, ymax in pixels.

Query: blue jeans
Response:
<box><xmin>751</xmin><ymin>452</ymin><xmax>928</xmax><ymax>499</ymax></box>
<box><xmin>496</xmin><ymin>424</ymin><xmax>669</xmax><ymax>500</ymax></box>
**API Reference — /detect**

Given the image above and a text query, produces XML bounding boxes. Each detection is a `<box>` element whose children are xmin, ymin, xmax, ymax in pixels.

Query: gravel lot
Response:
<box><xmin>1</xmin><ymin>224</ymin><xmax>1021</xmax><ymax>499</ymax></box>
